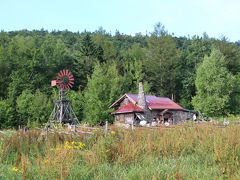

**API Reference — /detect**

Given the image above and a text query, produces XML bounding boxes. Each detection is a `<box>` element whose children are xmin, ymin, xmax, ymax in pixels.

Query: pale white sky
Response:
<box><xmin>1</xmin><ymin>0</ymin><xmax>240</xmax><ymax>41</ymax></box>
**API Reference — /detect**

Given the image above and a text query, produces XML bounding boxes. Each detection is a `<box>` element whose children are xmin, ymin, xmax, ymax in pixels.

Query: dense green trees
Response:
<box><xmin>0</xmin><ymin>26</ymin><xmax>240</xmax><ymax>128</ymax></box>
<box><xmin>0</xmin><ymin>99</ymin><xmax>13</xmax><ymax>129</ymax></box>
<box><xmin>83</xmin><ymin>62</ymin><xmax>123</xmax><ymax>124</ymax></box>
<box><xmin>192</xmin><ymin>49</ymin><xmax>235</xmax><ymax>116</ymax></box>
<box><xmin>178</xmin><ymin>36</ymin><xmax>212</xmax><ymax>108</ymax></box>
<box><xmin>145</xmin><ymin>33</ymin><xmax>180</xmax><ymax>98</ymax></box>
<box><xmin>83</xmin><ymin>63</ymin><xmax>109</xmax><ymax>124</ymax></box>
<box><xmin>16</xmin><ymin>90</ymin><xmax>52</xmax><ymax>127</ymax></box>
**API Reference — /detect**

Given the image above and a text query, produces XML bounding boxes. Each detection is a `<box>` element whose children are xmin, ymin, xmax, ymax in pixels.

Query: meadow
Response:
<box><xmin>0</xmin><ymin>123</ymin><xmax>240</xmax><ymax>179</ymax></box>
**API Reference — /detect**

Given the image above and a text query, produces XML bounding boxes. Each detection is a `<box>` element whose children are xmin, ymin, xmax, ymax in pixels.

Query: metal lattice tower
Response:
<box><xmin>48</xmin><ymin>69</ymin><xmax>79</xmax><ymax>126</ymax></box>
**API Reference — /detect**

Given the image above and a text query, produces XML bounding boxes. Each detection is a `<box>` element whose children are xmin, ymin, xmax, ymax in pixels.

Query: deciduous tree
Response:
<box><xmin>192</xmin><ymin>49</ymin><xmax>235</xmax><ymax>116</ymax></box>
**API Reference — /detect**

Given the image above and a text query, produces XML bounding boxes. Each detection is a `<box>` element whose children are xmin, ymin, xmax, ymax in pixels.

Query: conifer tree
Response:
<box><xmin>83</xmin><ymin>62</ymin><xmax>123</xmax><ymax>124</ymax></box>
<box><xmin>145</xmin><ymin>34</ymin><xmax>180</xmax><ymax>98</ymax></box>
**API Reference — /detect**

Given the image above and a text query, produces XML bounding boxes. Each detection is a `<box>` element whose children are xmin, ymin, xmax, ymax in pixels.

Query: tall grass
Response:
<box><xmin>0</xmin><ymin>123</ymin><xmax>240</xmax><ymax>179</ymax></box>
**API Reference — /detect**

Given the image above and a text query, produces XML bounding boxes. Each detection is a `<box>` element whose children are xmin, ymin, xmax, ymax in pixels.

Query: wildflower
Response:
<box><xmin>63</xmin><ymin>141</ymin><xmax>85</xmax><ymax>150</ymax></box>
<box><xmin>77</xmin><ymin>142</ymin><xmax>85</xmax><ymax>149</ymax></box>
<box><xmin>44</xmin><ymin>160</ymin><xmax>49</xmax><ymax>164</ymax></box>
<box><xmin>11</xmin><ymin>166</ymin><xmax>20</xmax><ymax>173</ymax></box>
<box><xmin>111</xmin><ymin>131</ymin><xmax>116</xmax><ymax>135</ymax></box>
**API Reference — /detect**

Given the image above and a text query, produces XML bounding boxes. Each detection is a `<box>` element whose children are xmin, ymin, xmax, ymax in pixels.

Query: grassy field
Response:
<box><xmin>0</xmin><ymin>123</ymin><xmax>240</xmax><ymax>179</ymax></box>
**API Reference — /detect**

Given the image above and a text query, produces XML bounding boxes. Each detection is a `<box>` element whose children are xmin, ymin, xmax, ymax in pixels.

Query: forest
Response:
<box><xmin>1</xmin><ymin>23</ymin><xmax>240</xmax><ymax>128</ymax></box>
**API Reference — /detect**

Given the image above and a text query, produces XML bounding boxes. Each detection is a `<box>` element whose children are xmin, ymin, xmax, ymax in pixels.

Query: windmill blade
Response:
<box><xmin>68</xmin><ymin>74</ymin><xmax>73</xmax><ymax>78</ymax></box>
<box><xmin>66</xmin><ymin>84</ymin><xmax>70</xmax><ymax>89</ymax></box>
<box><xmin>68</xmin><ymin>72</ymin><xmax>73</xmax><ymax>78</ymax></box>
<box><xmin>66</xmin><ymin>70</ymin><xmax>71</xmax><ymax>76</ymax></box>
<box><xmin>56</xmin><ymin>73</ymin><xmax>61</xmax><ymax>78</ymax></box>
<box><xmin>59</xmin><ymin>70</ymin><xmax>64</xmax><ymax>77</ymax></box>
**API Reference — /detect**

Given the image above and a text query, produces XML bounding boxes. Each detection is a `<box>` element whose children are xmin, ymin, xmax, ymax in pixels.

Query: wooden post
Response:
<box><xmin>46</xmin><ymin>127</ymin><xmax>48</xmax><ymax>140</ymax></box>
<box><xmin>105</xmin><ymin>121</ymin><xmax>108</xmax><ymax>136</ymax></box>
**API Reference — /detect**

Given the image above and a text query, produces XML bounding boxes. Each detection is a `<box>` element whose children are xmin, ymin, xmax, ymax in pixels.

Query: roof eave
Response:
<box><xmin>109</xmin><ymin>94</ymin><xmax>128</xmax><ymax>108</ymax></box>
<box><xmin>112</xmin><ymin>110</ymin><xmax>143</xmax><ymax>115</ymax></box>
<box><xmin>125</xmin><ymin>94</ymin><xmax>138</xmax><ymax>104</ymax></box>
<box><xmin>150</xmin><ymin>107</ymin><xmax>184</xmax><ymax>110</ymax></box>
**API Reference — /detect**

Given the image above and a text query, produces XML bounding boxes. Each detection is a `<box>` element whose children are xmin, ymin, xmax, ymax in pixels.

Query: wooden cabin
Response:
<box><xmin>110</xmin><ymin>82</ymin><xmax>192</xmax><ymax>126</ymax></box>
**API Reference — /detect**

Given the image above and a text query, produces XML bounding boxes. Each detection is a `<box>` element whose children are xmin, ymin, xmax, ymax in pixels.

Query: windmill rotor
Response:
<box><xmin>56</xmin><ymin>69</ymin><xmax>74</xmax><ymax>90</ymax></box>
<box><xmin>48</xmin><ymin>69</ymin><xmax>79</xmax><ymax>126</ymax></box>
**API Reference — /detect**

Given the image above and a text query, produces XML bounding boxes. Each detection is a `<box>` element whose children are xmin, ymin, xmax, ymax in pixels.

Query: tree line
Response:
<box><xmin>0</xmin><ymin>23</ymin><xmax>240</xmax><ymax>128</ymax></box>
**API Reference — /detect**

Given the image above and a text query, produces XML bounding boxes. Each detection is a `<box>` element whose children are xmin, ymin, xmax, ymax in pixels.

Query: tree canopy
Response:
<box><xmin>192</xmin><ymin>49</ymin><xmax>235</xmax><ymax>116</ymax></box>
<box><xmin>1</xmin><ymin>24</ymin><xmax>240</xmax><ymax>127</ymax></box>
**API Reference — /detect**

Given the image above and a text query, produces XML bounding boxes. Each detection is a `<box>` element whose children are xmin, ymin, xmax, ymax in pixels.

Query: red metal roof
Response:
<box><xmin>112</xmin><ymin>103</ymin><xmax>143</xmax><ymax>114</ymax></box>
<box><xmin>111</xmin><ymin>93</ymin><xmax>183</xmax><ymax>111</ymax></box>
<box><xmin>127</xmin><ymin>93</ymin><xmax>183</xmax><ymax>110</ymax></box>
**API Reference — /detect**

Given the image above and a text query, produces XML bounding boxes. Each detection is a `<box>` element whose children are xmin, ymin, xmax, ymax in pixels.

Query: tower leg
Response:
<box><xmin>48</xmin><ymin>89</ymin><xmax>79</xmax><ymax>127</ymax></box>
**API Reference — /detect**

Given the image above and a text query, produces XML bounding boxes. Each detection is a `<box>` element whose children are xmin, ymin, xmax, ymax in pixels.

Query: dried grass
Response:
<box><xmin>0</xmin><ymin>123</ymin><xmax>240</xmax><ymax>179</ymax></box>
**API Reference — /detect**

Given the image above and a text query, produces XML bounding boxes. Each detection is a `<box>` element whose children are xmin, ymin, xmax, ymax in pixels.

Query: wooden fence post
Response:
<box><xmin>104</xmin><ymin>121</ymin><xmax>108</xmax><ymax>136</ymax></box>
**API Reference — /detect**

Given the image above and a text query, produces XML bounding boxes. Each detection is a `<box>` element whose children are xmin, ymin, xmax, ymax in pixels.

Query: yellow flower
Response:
<box><xmin>64</xmin><ymin>144</ymin><xmax>72</xmax><ymax>149</ymax></box>
<box><xmin>44</xmin><ymin>160</ymin><xmax>49</xmax><ymax>164</ymax></box>
<box><xmin>11</xmin><ymin>166</ymin><xmax>19</xmax><ymax>173</ymax></box>
<box><xmin>63</xmin><ymin>141</ymin><xmax>85</xmax><ymax>150</ymax></box>
<box><xmin>111</xmin><ymin>131</ymin><xmax>116</xmax><ymax>135</ymax></box>
<box><xmin>65</xmin><ymin>141</ymin><xmax>70</xmax><ymax>145</ymax></box>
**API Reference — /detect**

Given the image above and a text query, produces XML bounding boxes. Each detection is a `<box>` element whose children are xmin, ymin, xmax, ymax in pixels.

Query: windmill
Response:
<box><xmin>48</xmin><ymin>69</ymin><xmax>79</xmax><ymax>126</ymax></box>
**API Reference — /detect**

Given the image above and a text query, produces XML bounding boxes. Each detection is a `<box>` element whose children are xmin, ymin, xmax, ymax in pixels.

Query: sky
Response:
<box><xmin>1</xmin><ymin>0</ymin><xmax>240</xmax><ymax>42</ymax></box>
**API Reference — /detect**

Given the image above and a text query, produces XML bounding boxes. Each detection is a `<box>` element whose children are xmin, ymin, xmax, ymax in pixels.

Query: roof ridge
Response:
<box><xmin>126</xmin><ymin>93</ymin><xmax>170</xmax><ymax>99</ymax></box>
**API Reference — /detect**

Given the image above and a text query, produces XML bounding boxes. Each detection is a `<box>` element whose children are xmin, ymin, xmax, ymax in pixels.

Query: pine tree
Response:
<box><xmin>178</xmin><ymin>36</ymin><xmax>212</xmax><ymax>108</ymax></box>
<box><xmin>145</xmin><ymin>34</ymin><xmax>180</xmax><ymax>97</ymax></box>
<box><xmin>83</xmin><ymin>63</ymin><xmax>110</xmax><ymax>125</ymax></box>
<box><xmin>83</xmin><ymin>62</ymin><xmax>123</xmax><ymax>125</ymax></box>
<box><xmin>123</xmin><ymin>60</ymin><xmax>150</xmax><ymax>93</ymax></box>
<box><xmin>80</xmin><ymin>33</ymin><xmax>97</xmax><ymax>57</ymax></box>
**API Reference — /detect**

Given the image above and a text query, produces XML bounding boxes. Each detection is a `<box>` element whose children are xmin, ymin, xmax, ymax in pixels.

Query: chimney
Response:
<box><xmin>137</xmin><ymin>82</ymin><xmax>147</xmax><ymax>109</ymax></box>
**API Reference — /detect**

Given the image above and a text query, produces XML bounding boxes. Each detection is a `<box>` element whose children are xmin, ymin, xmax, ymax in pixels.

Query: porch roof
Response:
<box><xmin>112</xmin><ymin>102</ymin><xmax>144</xmax><ymax>114</ymax></box>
